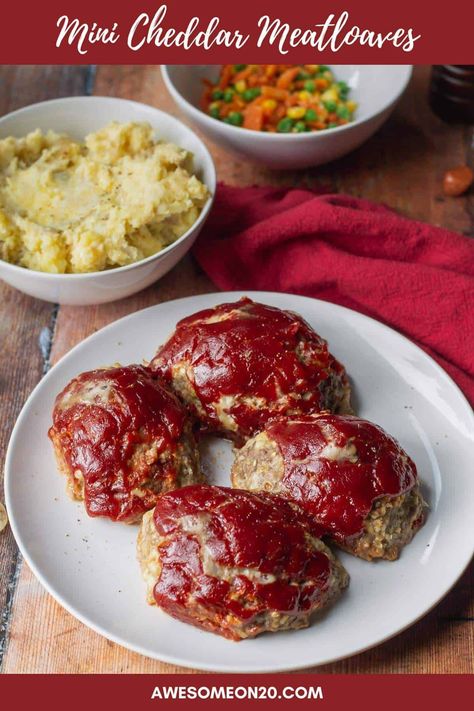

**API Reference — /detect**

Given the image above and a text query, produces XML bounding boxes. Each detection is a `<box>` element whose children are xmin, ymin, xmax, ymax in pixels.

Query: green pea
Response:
<box><xmin>305</xmin><ymin>108</ymin><xmax>318</xmax><ymax>121</ymax></box>
<box><xmin>304</xmin><ymin>79</ymin><xmax>316</xmax><ymax>92</ymax></box>
<box><xmin>296</xmin><ymin>71</ymin><xmax>311</xmax><ymax>80</ymax></box>
<box><xmin>294</xmin><ymin>121</ymin><xmax>308</xmax><ymax>133</ymax></box>
<box><xmin>223</xmin><ymin>89</ymin><xmax>234</xmax><ymax>103</ymax></box>
<box><xmin>242</xmin><ymin>87</ymin><xmax>261</xmax><ymax>102</ymax></box>
<box><xmin>212</xmin><ymin>89</ymin><xmax>224</xmax><ymax>100</ymax></box>
<box><xmin>328</xmin><ymin>122</ymin><xmax>339</xmax><ymax>128</ymax></box>
<box><xmin>277</xmin><ymin>117</ymin><xmax>294</xmax><ymax>133</ymax></box>
<box><xmin>336</xmin><ymin>105</ymin><xmax>350</xmax><ymax>119</ymax></box>
<box><xmin>319</xmin><ymin>65</ymin><xmax>330</xmax><ymax>72</ymax></box>
<box><xmin>227</xmin><ymin>111</ymin><xmax>243</xmax><ymax>126</ymax></box>
<box><xmin>323</xmin><ymin>100</ymin><xmax>337</xmax><ymax>113</ymax></box>
<box><xmin>336</xmin><ymin>81</ymin><xmax>349</xmax><ymax>98</ymax></box>
<box><xmin>209</xmin><ymin>106</ymin><xmax>221</xmax><ymax>119</ymax></box>
<box><xmin>234</xmin><ymin>64</ymin><xmax>247</xmax><ymax>71</ymax></box>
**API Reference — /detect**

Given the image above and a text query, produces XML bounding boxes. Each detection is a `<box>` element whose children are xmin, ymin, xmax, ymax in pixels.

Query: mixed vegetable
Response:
<box><xmin>202</xmin><ymin>65</ymin><xmax>357</xmax><ymax>133</ymax></box>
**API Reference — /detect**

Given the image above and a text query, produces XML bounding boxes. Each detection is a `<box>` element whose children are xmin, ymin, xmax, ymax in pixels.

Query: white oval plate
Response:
<box><xmin>5</xmin><ymin>292</ymin><xmax>474</xmax><ymax>672</ymax></box>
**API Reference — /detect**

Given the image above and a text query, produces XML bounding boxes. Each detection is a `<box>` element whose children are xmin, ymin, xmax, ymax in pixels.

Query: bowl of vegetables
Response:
<box><xmin>162</xmin><ymin>65</ymin><xmax>412</xmax><ymax>170</ymax></box>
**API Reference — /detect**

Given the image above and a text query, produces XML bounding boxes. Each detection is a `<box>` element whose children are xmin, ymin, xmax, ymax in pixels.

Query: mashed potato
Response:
<box><xmin>0</xmin><ymin>122</ymin><xmax>209</xmax><ymax>273</ymax></box>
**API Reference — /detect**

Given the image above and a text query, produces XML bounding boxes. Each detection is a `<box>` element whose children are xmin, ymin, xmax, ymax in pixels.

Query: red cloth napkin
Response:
<box><xmin>193</xmin><ymin>184</ymin><xmax>474</xmax><ymax>405</ymax></box>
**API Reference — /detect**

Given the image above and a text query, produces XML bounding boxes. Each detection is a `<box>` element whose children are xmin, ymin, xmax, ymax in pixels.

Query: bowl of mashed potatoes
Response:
<box><xmin>0</xmin><ymin>96</ymin><xmax>215</xmax><ymax>304</ymax></box>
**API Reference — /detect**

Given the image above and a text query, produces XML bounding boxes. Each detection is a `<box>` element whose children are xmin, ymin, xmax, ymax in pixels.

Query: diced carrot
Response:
<box><xmin>219</xmin><ymin>65</ymin><xmax>234</xmax><ymax>89</ymax></box>
<box><xmin>316</xmin><ymin>78</ymin><xmax>329</xmax><ymax>90</ymax></box>
<box><xmin>274</xmin><ymin>104</ymin><xmax>287</xmax><ymax>121</ymax></box>
<box><xmin>220</xmin><ymin>103</ymin><xmax>237</xmax><ymax>117</ymax></box>
<box><xmin>231</xmin><ymin>97</ymin><xmax>245</xmax><ymax>110</ymax></box>
<box><xmin>234</xmin><ymin>66</ymin><xmax>254</xmax><ymax>83</ymax></box>
<box><xmin>261</xmin><ymin>86</ymin><xmax>288</xmax><ymax>101</ymax></box>
<box><xmin>276</xmin><ymin>67</ymin><xmax>299</xmax><ymax>89</ymax></box>
<box><xmin>243</xmin><ymin>104</ymin><xmax>264</xmax><ymax>131</ymax></box>
<box><xmin>286</xmin><ymin>94</ymin><xmax>300</xmax><ymax>106</ymax></box>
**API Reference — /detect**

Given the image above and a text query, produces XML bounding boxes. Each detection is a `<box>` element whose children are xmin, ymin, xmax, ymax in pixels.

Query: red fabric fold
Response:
<box><xmin>193</xmin><ymin>184</ymin><xmax>474</xmax><ymax>405</ymax></box>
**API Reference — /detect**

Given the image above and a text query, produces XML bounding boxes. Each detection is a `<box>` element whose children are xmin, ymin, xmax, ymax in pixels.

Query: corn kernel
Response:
<box><xmin>346</xmin><ymin>100</ymin><xmax>357</xmax><ymax>112</ymax></box>
<box><xmin>235</xmin><ymin>80</ymin><xmax>247</xmax><ymax>93</ymax></box>
<box><xmin>321</xmin><ymin>88</ymin><xmax>339</xmax><ymax>103</ymax></box>
<box><xmin>298</xmin><ymin>90</ymin><xmax>311</xmax><ymax>102</ymax></box>
<box><xmin>262</xmin><ymin>99</ymin><xmax>277</xmax><ymax>113</ymax></box>
<box><xmin>287</xmin><ymin>106</ymin><xmax>306</xmax><ymax>119</ymax></box>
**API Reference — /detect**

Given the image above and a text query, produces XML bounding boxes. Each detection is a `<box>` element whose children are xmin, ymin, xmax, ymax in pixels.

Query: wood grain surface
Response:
<box><xmin>0</xmin><ymin>65</ymin><xmax>472</xmax><ymax>674</ymax></box>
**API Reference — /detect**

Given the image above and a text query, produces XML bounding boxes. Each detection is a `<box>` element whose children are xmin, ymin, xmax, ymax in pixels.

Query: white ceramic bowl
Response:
<box><xmin>0</xmin><ymin>96</ymin><xmax>216</xmax><ymax>305</ymax></box>
<box><xmin>162</xmin><ymin>65</ymin><xmax>413</xmax><ymax>170</ymax></box>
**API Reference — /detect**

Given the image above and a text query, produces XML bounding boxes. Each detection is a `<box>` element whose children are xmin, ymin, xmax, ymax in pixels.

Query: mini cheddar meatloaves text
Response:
<box><xmin>49</xmin><ymin>365</ymin><xmax>202</xmax><ymax>523</ymax></box>
<box><xmin>232</xmin><ymin>414</ymin><xmax>425</xmax><ymax>561</ymax></box>
<box><xmin>150</xmin><ymin>298</ymin><xmax>351</xmax><ymax>444</ymax></box>
<box><xmin>137</xmin><ymin>484</ymin><xmax>349</xmax><ymax>640</ymax></box>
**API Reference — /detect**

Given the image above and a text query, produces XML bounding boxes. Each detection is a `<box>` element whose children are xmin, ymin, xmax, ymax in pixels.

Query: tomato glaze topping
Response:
<box><xmin>266</xmin><ymin>414</ymin><xmax>418</xmax><ymax>541</ymax></box>
<box><xmin>50</xmin><ymin>365</ymin><xmax>186</xmax><ymax>521</ymax></box>
<box><xmin>152</xmin><ymin>485</ymin><xmax>331</xmax><ymax>639</ymax></box>
<box><xmin>151</xmin><ymin>298</ymin><xmax>346</xmax><ymax>440</ymax></box>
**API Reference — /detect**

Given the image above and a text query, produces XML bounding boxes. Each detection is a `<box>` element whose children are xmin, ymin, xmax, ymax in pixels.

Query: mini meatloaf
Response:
<box><xmin>137</xmin><ymin>484</ymin><xmax>348</xmax><ymax>640</ymax></box>
<box><xmin>232</xmin><ymin>414</ymin><xmax>425</xmax><ymax>561</ymax></box>
<box><xmin>150</xmin><ymin>298</ymin><xmax>351</xmax><ymax>444</ymax></box>
<box><xmin>49</xmin><ymin>364</ymin><xmax>202</xmax><ymax>523</ymax></box>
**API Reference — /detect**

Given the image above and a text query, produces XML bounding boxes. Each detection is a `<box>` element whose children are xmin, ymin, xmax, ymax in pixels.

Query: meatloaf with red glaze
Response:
<box><xmin>150</xmin><ymin>298</ymin><xmax>351</xmax><ymax>444</ymax></box>
<box><xmin>232</xmin><ymin>414</ymin><xmax>425</xmax><ymax>561</ymax></box>
<box><xmin>137</xmin><ymin>484</ymin><xmax>349</xmax><ymax>640</ymax></box>
<box><xmin>49</xmin><ymin>364</ymin><xmax>202</xmax><ymax>523</ymax></box>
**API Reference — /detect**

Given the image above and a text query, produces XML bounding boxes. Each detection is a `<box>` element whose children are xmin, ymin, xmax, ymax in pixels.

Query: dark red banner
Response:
<box><xmin>1</xmin><ymin>0</ymin><xmax>474</xmax><ymax>64</ymax></box>
<box><xmin>1</xmin><ymin>674</ymin><xmax>474</xmax><ymax>710</ymax></box>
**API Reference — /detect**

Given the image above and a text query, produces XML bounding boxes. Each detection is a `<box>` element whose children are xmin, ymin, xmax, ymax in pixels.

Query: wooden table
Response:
<box><xmin>0</xmin><ymin>65</ymin><xmax>472</xmax><ymax>674</ymax></box>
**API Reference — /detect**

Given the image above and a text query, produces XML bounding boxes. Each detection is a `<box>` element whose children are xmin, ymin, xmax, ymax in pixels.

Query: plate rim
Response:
<box><xmin>4</xmin><ymin>290</ymin><xmax>474</xmax><ymax>672</ymax></box>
